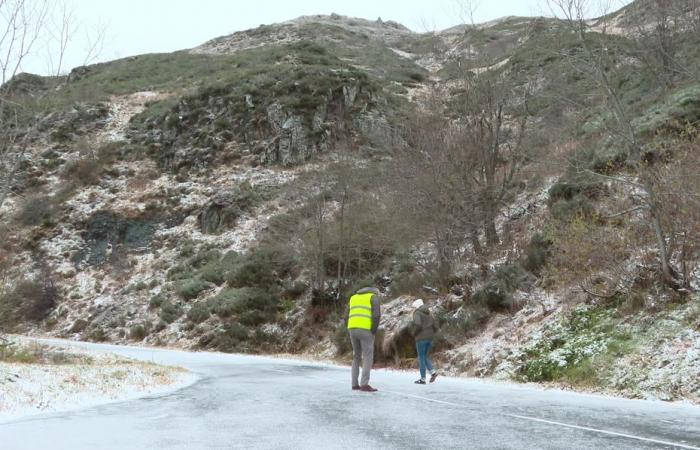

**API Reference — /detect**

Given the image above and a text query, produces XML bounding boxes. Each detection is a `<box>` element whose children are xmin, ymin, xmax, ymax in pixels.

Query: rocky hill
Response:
<box><xmin>1</xmin><ymin>1</ymin><xmax>698</xmax><ymax>403</ymax></box>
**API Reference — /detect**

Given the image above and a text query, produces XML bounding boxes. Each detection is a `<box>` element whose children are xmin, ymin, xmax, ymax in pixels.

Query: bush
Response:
<box><xmin>0</xmin><ymin>278</ymin><xmax>58</xmax><ymax>330</ymax></box>
<box><xmin>389</xmin><ymin>272</ymin><xmax>426</xmax><ymax>297</ymax></box>
<box><xmin>187</xmin><ymin>302</ymin><xmax>210</xmax><ymax>324</ymax></box>
<box><xmin>462</xmin><ymin>304</ymin><xmax>491</xmax><ymax>333</ymax></box>
<box><xmin>209</xmin><ymin>287</ymin><xmax>279</xmax><ymax>321</ymax></box>
<box><xmin>210</xmin><ymin>322</ymin><xmax>250</xmax><ymax>352</ymax></box>
<box><xmin>493</xmin><ymin>264</ymin><xmax>532</xmax><ymax>292</ymax></box>
<box><xmin>62</xmin><ymin>158</ymin><xmax>102</xmax><ymax>186</ymax></box>
<box><xmin>548</xmin><ymin>173</ymin><xmax>605</xmax><ymax>203</ymax></box>
<box><xmin>282</xmin><ymin>281</ymin><xmax>306</xmax><ymax>300</ymax></box>
<box><xmin>16</xmin><ymin>195</ymin><xmax>60</xmax><ymax>227</ymax></box>
<box><xmin>159</xmin><ymin>300</ymin><xmax>182</xmax><ymax>323</ymax></box>
<box><xmin>88</xmin><ymin>327</ymin><xmax>109</xmax><ymax>342</ymax></box>
<box><xmin>176</xmin><ymin>278</ymin><xmax>209</xmax><ymax>300</ymax></box>
<box><xmin>149</xmin><ymin>294</ymin><xmax>165</xmax><ymax>309</ymax></box>
<box><xmin>225</xmin><ymin>247</ymin><xmax>292</xmax><ymax>289</ymax></box>
<box><xmin>129</xmin><ymin>324</ymin><xmax>148</xmax><ymax>341</ymax></box>
<box><xmin>333</xmin><ymin>323</ymin><xmax>352</xmax><ymax>356</ymax></box>
<box><xmin>473</xmin><ymin>281</ymin><xmax>512</xmax><ymax>312</ymax></box>
<box><xmin>521</xmin><ymin>233</ymin><xmax>552</xmax><ymax>274</ymax></box>
<box><xmin>167</xmin><ymin>264</ymin><xmax>195</xmax><ymax>281</ymax></box>
<box><xmin>474</xmin><ymin>264</ymin><xmax>532</xmax><ymax>313</ymax></box>
<box><xmin>550</xmin><ymin>196</ymin><xmax>595</xmax><ymax>222</ymax></box>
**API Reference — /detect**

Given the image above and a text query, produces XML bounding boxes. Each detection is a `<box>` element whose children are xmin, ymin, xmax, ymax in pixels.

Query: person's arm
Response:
<box><xmin>412</xmin><ymin>310</ymin><xmax>422</xmax><ymax>336</ymax></box>
<box><xmin>371</xmin><ymin>294</ymin><xmax>381</xmax><ymax>334</ymax></box>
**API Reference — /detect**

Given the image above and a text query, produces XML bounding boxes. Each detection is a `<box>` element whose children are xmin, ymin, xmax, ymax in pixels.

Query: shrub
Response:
<box><xmin>167</xmin><ymin>264</ymin><xmax>195</xmax><ymax>281</ymax></box>
<box><xmin>238</xmin><ymin>310</ymin><xmax>269</xmax><ymax>326</ymax></box>
<box><xmin>200</xmin><ymin>260</ymin><xmax>226</xmax><ymax>285</ymax></box>
<box><xmin>548</xmin><ymin>173</ymin><xmax>605</xmax><ymax>203</ymax></box>
<box><xmin>129</xmin><ymin>324</ymin><xmax>148</xmax><ymax>341</ymax></box>
<box><xmin>179</xmin><ymin>241</ymin><xmax>195</xmax><ymax>257</ymax></box>
<box><xmin>149</xmin><ymin>294</ymin><xmax>165</xmax><ymax>309</ymax></box>
<box><xmin>473</xmin><ymin>264</ymin><xmax>532</xmax><ymax>313</ymax></box>
<box><xmin>62</xmin><ymin>158</ymin><xmax>101</xmax><ymax>186</ymax></box>
<box><xmin>389</xmin><ymin>272</ymin><xmax>426</xmax><ymax>297</ymax></box>
<box><xmin>462</xmin><ymin>304</ymin><xmax>491</xmax><ymax>334</ymax></box>
<box><xmin>225</xmin><ymin>247</ymin><xmax>292</xmax><ymax>289</ymax></box>
<box><xmin>187</xmin><ymin>302</ymin><xmax>210</xmax><ymax>324</ymax></box>
<box><xmin>210</xmin><ymin>322</ymin><xmax>250</xmax><ymax>352</ymax></box>
<box><xmin>333</xmin><ymin>323</ymin><xmax>352</xmax><ymax>356</ymax></box>
<box><xmin>550</xmin><ymin>196</ymin><xmax>595</xmax><ymax>222</ymax></box>
<box><xmin>282</xmin><ymin>281</ymin><xmax>307</xmax><ymax>300</ymax></box>
<box><xmin>521</xmin><ymin>233</ymin><xmax>552</xmax><ymax>274</ymax></box>
<box><xmin>209</xmin><ymin>287</ymin><xmax>278</xmax><ymax>322</ymax></box>
<box><xmin>473</xmin><ymin>280</ymin><xmax>512</xmax><ymax>312</ymax></box>
<box><xmin>176</xmin><ymin>278</ymin><xmax>209</xmax><ymax>300</ymax></box>
<box><xmin>16</xmin><ymin>195</ymin><xmax>59</xmax><ymax>227</ymax></box>
<box><xmin>188</xmin><ymin>249</ymin><xmax>222</xmax><ymax>269</ymax></box>
<box><xmin>159</xmin><ymin>300</ymin><xmax>182</xmax><ymax>323</ymax></box>
<box><xmin>493</xmin><ymin>264</ymin><xmax>532</xmax><ymax>293</ymax></box>
<box><xmin>88</xmin><ymin>328</ymin><xmax>109</xmax><ymax>342</ymax></box>
<box><xmin>0</xmin><ymin>278</ymin><xmax>58</xmax><ymax>329</ymax></box>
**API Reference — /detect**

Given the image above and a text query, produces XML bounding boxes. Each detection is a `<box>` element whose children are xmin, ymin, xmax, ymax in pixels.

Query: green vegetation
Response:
<box><xmin>159</xmin><ymin>300</ymin><xmax>183</xmax><ymax>324</ymax></box>
<box><xmin>176</xmin><ymin>278</ymin><xmax>210</xmax><ymax>300</ymax></box>
<box><xmin>518</xmin><ymin>303</ymin><xmax>635</xmax><ymax>385</ymax></box>
<box><xmin>129</xmin><ymin>323</ymin><xmax>149</xmax><ymax>341</ymax></box>
<box><xmin>187</xmin><ymin>302</ymin><xmax>211</xmax><ymax>324</ymax></box>
<box><xmin>0</xmin><ymin>342</ymin><xmax>94</xmax><ymax>365</ymax></box>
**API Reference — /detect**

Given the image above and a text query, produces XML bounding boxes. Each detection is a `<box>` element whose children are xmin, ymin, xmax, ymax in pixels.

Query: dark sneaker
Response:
<box><xmin>352</xmin><ymin>385</ymin><xmax>360</xmax><ymax>390</ymax></box>
<box><xmin>414</xmin><ymin>379</ymin><xmax>426</xmax><ymax>384</ymax></box>
<box><xmin>359</xmin><ymin>385</ymin><xmax>378</xmax><ymax>392</ymax></box>
<box><xmin>430</xmin><ymin>373</ymin><xmax>438</xmax><ymax>383</ymax></box>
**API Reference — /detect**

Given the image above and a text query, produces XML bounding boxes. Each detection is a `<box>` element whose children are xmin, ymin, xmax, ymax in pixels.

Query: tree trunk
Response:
<box><xmin>471</xmin><ymin>229</ymin><xmax>483</xmax><ymax>255</ymax></box>
<box><xmin>484</xmin><ymin>199</ymin><xmax>499</xmax><ymax>246</ymax></box>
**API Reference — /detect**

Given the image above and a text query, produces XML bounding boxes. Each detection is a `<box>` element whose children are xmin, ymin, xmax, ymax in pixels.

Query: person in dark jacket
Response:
<box><xmin>411</xmin><ymin>299</ymin><xmax>438</xmax><ymax>384</ymax></box>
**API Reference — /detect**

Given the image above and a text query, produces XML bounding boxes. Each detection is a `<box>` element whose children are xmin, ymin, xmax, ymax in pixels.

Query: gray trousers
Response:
<box><xmin>349</xmin><ymin>328</ymin><xmax>374</xmax><ymax>387</ymax></box>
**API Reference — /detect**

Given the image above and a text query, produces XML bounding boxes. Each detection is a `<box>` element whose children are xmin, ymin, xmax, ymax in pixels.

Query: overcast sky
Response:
<box><xmin>22</xmin><ymin>0</ymin><xmax>633</xmax><ymax>75</ymax></box>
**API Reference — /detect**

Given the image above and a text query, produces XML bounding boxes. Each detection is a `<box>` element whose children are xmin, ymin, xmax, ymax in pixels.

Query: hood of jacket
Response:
<box><xmin>356</xmin><ymin>287</ymin><xmax>380</xmax><ymax>296</ymax></box>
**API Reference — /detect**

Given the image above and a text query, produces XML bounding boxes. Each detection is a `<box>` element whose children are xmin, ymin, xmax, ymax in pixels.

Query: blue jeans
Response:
<box><xmin>416</xmin><ymin>340</ymin><xmax>434</xmax><ymax>380</ymax></box>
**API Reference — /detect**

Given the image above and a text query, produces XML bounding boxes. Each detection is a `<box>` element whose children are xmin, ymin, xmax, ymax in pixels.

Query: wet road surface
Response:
<box><xmin>1</xmin><ymin>340</ymin><xmax>699</xmax><ymax>449</ymax></box>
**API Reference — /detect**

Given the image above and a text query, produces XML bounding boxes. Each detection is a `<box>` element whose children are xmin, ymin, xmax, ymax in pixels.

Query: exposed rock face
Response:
<box><xmin>199</xmin><ymin>192</ymin><xmax>241</xmax><ymax>234</ymax></box>
<box><xmin>198</xmin><ymin>182</ymin><xmax>260</xmax><ymax>234</ymax></box>
<box><xmin>73</xmin><ymin>211</ymin><xmax>161</xmax><ymax>267</ymax></box>
<box><xmin>138</xmin><ymin>80</ymin><xmax>382</xmax><ymax>170</ymax></box>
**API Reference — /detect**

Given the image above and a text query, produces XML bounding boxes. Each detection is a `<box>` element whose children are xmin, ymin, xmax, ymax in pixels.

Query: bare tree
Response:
<box><xmin>545</xmin><ymin>0</ymin><xmax>689</xmax><ymax>289</ymax></box>
<box><xmin>0</xmin><ymin>0</ymin><xmax>51</xmax><ymax>214</ymax></box>
<box><xmin>625</xmin><ymin>0</ymin><xmax>700</xmax><ymax>87</ymax></box>
<box><xmin>0</xmin><ymin>0</ymin><xmax>105</xmax><ymax>214</ymax></box>
<box><xmin>391</xmin><ymin>88</ymin><xmax>484</xmax><ymax>285</ymax></box>
<box><xmin>457</xmin><ymin>70</ymin><xmax>530</xmax><ymax>246</ymax></box>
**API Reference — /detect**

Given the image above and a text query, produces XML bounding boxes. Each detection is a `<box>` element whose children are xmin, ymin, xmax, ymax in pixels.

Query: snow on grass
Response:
<box><xmin>0</xmin><ymin>339</ymin><xmax>194</xmax><ymax>422</ymax></box>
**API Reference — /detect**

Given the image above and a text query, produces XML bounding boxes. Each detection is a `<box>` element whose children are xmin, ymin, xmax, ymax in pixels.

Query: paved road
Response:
<box><xmin>1</xmin><ymin>340</ymin><xmax>699</xmax><ymax>450</ymax></box>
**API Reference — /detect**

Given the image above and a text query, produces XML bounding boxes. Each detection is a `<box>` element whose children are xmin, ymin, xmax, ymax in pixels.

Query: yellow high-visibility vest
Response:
<box><xmin>347</xmin><ymin>293</ymin><xmax>373</xmax><ymax>330</ymax></box>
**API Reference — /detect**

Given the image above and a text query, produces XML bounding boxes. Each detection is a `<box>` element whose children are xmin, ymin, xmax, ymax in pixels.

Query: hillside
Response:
<box><xmin>1</xmin><ymin>1</ymin><xmax>698</xmax><ymax>403</ymax></box>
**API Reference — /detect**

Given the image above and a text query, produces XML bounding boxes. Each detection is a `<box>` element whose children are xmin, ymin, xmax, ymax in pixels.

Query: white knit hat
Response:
<box><xmin>412</xmin><ymin>299</ymin><xmax>424</xmax><ymax>309</ymax></box>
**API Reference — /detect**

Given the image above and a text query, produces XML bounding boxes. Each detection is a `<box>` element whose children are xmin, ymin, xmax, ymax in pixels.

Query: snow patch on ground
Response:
<box><xmin>0</xmin><ymin>338</ymin><xmax>195</xmax><ymax>422</ymax></box>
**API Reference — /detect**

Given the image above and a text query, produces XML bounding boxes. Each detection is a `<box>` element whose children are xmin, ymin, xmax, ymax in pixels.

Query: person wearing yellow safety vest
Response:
<box><xmin>347</xmin><ymin>286</ymin><xmax>381</xmax><ymax>392</ymax></box>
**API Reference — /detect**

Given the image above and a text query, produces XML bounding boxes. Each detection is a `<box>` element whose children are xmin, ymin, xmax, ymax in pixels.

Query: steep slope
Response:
<box><xmin>1</xmin><ymin>1</ymin><xmax>699</xmax><ymax>403</ymax></box>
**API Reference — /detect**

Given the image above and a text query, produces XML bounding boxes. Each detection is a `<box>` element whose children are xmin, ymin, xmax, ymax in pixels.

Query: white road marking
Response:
<box><xmin>382</xmin><ymin>390</ymin><xmax>700</xmax><ymax>450</ymax></box>
<box><xmin>504</xmin><ymin>413</ymin><xmax>700</xmax><ymax>450</ymax></box>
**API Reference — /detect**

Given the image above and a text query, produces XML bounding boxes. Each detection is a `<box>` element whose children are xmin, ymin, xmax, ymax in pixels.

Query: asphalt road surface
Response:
<box><xmin>1</xmin><ymin>340</ymin><xmax>699</xmax><ymax>450</ymax></box>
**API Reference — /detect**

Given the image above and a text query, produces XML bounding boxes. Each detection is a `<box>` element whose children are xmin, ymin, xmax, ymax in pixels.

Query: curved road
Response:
<box><xmin>1</xmin><ymin>340</ymin><xmax>699</xmax><ymax>450</ymax></box>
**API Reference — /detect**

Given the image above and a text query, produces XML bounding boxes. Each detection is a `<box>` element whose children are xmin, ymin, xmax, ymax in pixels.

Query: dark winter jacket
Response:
<box><xmin>412</xmin><ymin>306</ymin><xmax>438</xmax><ymax>342</ymax></box>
